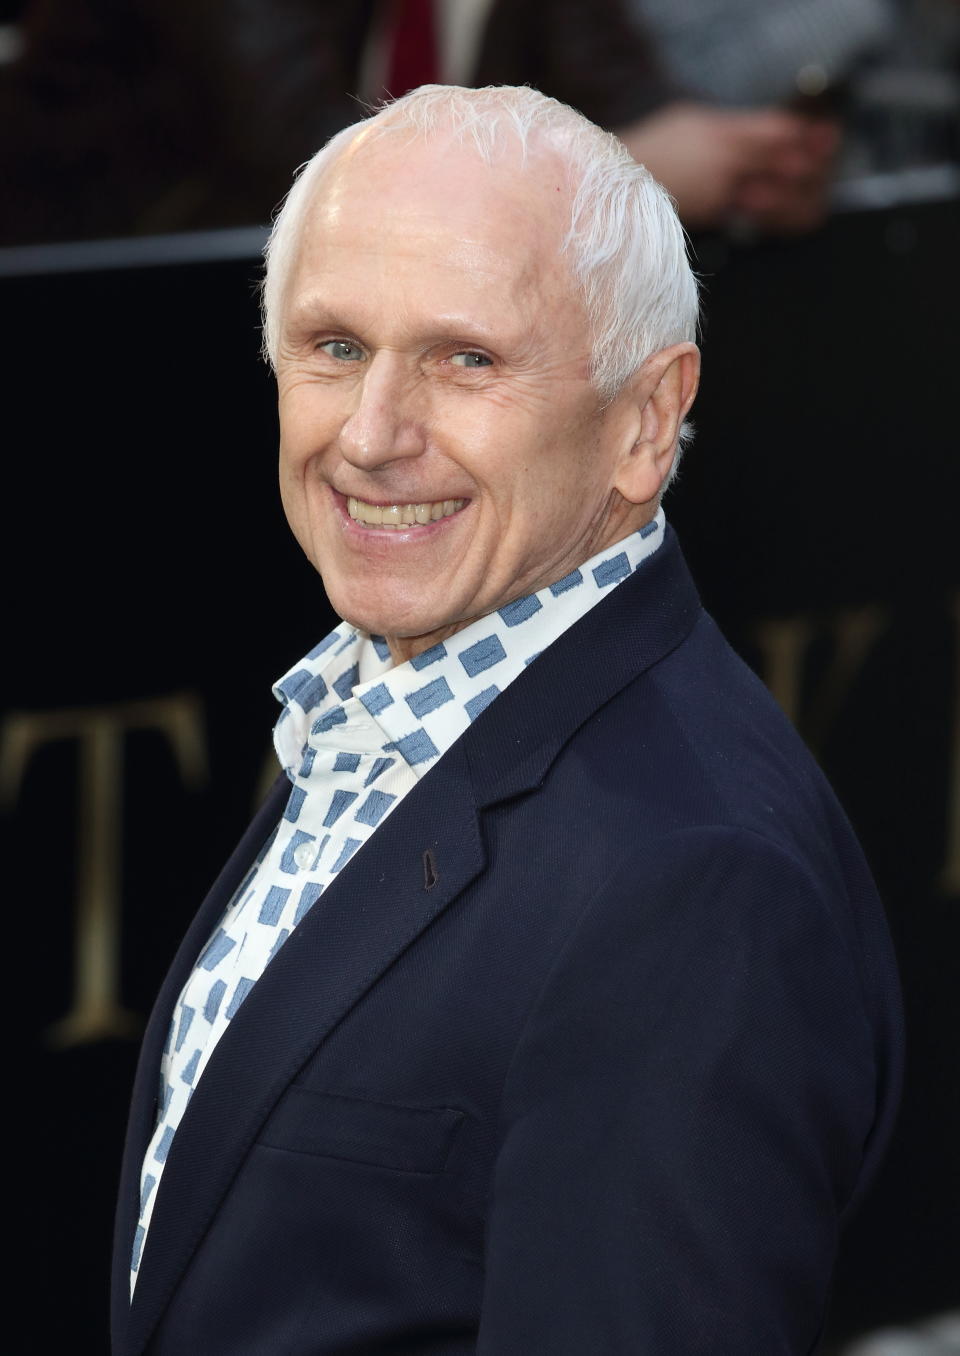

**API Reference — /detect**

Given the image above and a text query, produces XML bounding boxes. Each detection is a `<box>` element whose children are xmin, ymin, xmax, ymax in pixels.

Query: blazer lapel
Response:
<box><xmin>119</xmin><ymin>742</ymin><xmax>486</xmax><ymax>1355</ymax></box>
<box><xmin>115</xmin><ymin>528</ymin><xmax>701</xmax><ymax>1354</ymax></box>
<box><xmin>111</xmin><ymin>773</ymin><xmax>291</xmax><ymax>1347</ymax></box>
<box><xmin>462</xmin><ymin>526</ymin><xmax>703</xmax><ymax>807</ymax></box>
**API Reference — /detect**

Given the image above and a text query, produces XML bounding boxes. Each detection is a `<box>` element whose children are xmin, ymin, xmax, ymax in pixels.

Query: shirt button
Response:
<box><xmin>294</xmin><ymin>842</ymin><xmax>315</xmax><ymax>869</ymax></box>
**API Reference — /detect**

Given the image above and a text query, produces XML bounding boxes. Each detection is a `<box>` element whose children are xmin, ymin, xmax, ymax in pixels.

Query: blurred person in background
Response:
<box><xmin>0</xmin><ymin>0</ymin><xmax>839</xmax><ymax>243</ymax></box>
<box><xmin>623</xmin><ymin>0</ymin><xmax>960</xmax><ymax>214</ymax></box>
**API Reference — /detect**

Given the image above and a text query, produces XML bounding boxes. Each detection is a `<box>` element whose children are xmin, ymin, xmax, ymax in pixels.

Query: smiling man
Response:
<box><xmin>113</xmin><ymin>86</ymin><xmax>902</xmax><ymax>1355</ymax></box>
<box><xmin>273</xmin><ymin>112</ymin><xmax>696</xmax><ymax>661</ymax></box>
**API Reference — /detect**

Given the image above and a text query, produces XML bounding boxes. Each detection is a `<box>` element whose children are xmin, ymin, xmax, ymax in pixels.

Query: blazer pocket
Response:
<box><xmin>258</xmin><ymin>1086</ymin><xmax>465</xmax><ymax>1173</ymax></box>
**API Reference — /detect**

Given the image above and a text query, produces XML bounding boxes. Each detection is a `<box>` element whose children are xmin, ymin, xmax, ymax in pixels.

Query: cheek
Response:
<box><xmin>277</xmin><ymin>466</ymin><xmax>306</xmax><ymax>548</ymax></box>
<box><xmin>277</xmin><ymin>445</ymin><xmax>306</xmax><ymax>525</ymax></box>
<box><xmin>277</xmin><ymin>438</ymin><xmax>323</xmax><ymax>548</ymax></box>
<box><xmin>279</xmin><ymin>383</ymin><xmax>344</xmax><ymax>458</ymax></box>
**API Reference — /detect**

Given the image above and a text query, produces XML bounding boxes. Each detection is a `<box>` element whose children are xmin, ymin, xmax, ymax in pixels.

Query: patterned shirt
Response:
<box><xmin>131</xmin><ymin>511</ymin><xmax>666</xmax><ymax>1292</ymax></box>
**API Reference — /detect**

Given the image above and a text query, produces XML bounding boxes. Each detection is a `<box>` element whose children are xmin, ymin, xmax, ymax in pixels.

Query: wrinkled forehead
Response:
<box><xmin>295</xmin><ymin>125</ymin><xmax>577</xmax><ymax>291</ymax></box>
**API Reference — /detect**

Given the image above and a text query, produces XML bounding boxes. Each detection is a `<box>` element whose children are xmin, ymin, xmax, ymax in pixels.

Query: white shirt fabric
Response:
<box><xmin>131</xmin><ymin>511</ymin><xmax>666</xmax><ymax>1292</ymax></box>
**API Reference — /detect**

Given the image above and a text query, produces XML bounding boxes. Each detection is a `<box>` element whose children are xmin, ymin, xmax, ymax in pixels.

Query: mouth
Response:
<box><xmin>345</xmin><ymin>495</ymin><xmax>467</xmax><ymax>530</ymax></box>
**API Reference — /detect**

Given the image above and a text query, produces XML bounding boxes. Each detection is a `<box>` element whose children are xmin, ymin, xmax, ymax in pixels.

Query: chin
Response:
<box><xmin>333</xmin><ymin>600</ymin><xmax>434</xmax><ymax>646</ymax></box>
<box><xmin>328</xmin><ymin>580</ymin><xmax>441</xmax><ymax>638</ymax></box>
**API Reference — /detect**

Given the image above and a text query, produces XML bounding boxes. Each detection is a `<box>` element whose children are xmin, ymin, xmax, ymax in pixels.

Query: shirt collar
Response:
<box><xmin>273</xmin><ymin>510</ymin><xmax>666</xmax><ymax>780</ymax></box>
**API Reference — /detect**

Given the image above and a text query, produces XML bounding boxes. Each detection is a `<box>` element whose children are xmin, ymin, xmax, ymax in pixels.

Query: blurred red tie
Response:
<box><xmin>385</xmin><ymin>0</ymin><xmax>440</xmax><ymax>97</ymax></box>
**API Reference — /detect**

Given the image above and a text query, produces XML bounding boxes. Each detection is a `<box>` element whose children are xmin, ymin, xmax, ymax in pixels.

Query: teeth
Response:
<box><xmin>347</xmin><ymin>495</ymin><xmax>465</xmax><ymax>529</ymax></box>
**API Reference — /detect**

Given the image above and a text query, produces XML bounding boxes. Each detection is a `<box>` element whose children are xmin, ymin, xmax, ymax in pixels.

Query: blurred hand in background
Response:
<box><xmin>617</xmin><ymin>100</ymin><xmax>840</xmax><ymax>232</ymax></box>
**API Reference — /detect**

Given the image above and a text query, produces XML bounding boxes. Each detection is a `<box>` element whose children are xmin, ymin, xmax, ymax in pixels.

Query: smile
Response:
<box><xmin>346</xmin><ymin>496</ymin><xmax>466</xmax><ymax>529</ymax></box>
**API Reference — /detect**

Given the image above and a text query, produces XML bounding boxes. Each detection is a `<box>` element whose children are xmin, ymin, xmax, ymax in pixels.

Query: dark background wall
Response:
<box><xmin>2</xmin><ymin>195</ymin><xmax>957</xmax><ymax>1351</ymax></box>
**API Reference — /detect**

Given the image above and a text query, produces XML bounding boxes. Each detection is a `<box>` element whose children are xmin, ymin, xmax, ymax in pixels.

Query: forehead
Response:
<box><xmin>285</xmin><ymin>132</ymin><xmax>582</xmax><ymax>336</ymax></box>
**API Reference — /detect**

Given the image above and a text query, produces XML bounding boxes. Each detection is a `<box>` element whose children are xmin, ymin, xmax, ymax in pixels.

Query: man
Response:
<box><xmin>113</xmin><ymin>85</ymin><xmax>902</xmax><ymax>1354</ymax></box>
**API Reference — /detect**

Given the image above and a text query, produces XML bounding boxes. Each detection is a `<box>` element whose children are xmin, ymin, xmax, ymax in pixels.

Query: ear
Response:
<box><xmin>612</xmin><ymin>343</ymin><xmax>700</xmax><ymax>505</ymax></box>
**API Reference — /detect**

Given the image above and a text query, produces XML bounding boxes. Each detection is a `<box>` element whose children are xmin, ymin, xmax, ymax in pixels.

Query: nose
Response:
<box><xmin>338</xmin><ymin>352</ymin><xmax>427</xmax><ymax>470</ymax></box>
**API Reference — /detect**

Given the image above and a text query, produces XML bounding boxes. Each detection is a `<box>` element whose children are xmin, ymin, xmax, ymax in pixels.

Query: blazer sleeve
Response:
<box><xmin>476</xmin><ymin>826</ymin><xmax>887</xmax><ymax>1354</ymax></box>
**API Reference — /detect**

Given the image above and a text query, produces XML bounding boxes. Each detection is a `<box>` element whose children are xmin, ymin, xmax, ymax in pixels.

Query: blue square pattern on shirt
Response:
<box><xmin>459</xmin><ymin>633</ymin><xmax>507</xmax><ymax>678</ymax></box>
<box><xmin>268</xmin><ymin>928</ymin><xmax>290</xmax><ymax>961</ymax></box>
<box><xmin>181</xmin><ymin>1048</ymin><xmax>201</xmax><ymax>1085</ymax></box>
<box><xmin>140</xmin><ymin>1175</ymin><xmax>156</xmax><ymax>1215</ymax></box>
<box><xmin>174</xmin><ymin>1005</ymin><xmax>194</xmax><ymax>1053</ymax></box>
<box><xmin>498</xmin><ymin>594</ymin><xmax>543</xmax><ymax>627</ymax></box>
<box><xmin>550</xmin><ymin>568</ymin><xmax>583</xmax><ymax>596</ymax></box>
<box><xmin>324</xmin><ymin>789</ymin><xmax>359</xmax><ymax>827</ymax></box>
<box><xmin>276</xmin><ymin>668</ymin><xmax>305</xmax><ymax>703</ymax></box>
<box><xmin>313</xmin><ymin>706</ymin><xmax>348</xmax><ymax>736</ymax></box>
<box><xmin>295</xmin><ymin>881</ymin><xmax>323</xmax><ymax>925</ymax></box>
<box><xmin>385</xmin><ymin>728</ymin><xmax>439</xmax><ymax>766</ymax></box>
<box><xmin>465</xmin><ymin>686</ymin><xmax>500</xmax><ymax>722</ymax></box>
<box><xmin>355</xmin><ymin>789</ymin><xmax>396</xmax><ymax>828</ymax></box>
<box><xmin>307</xmin><ymin>633</ymin><xmax>339</xmax><ymax>661</ymax></box>
<box><xmin>364</xmin><ymin>756</ymin><xmax>395</xmax><ymax>786</ymax></box>
<box><xmin>225</xmin><ymin>977</ymin><xmax>255</xmax><ymax>1020</ymax></box>
<box><xmin>292</xmin><ymin>672</ymin><xmax>328</xmax><ymax>711</ymax></box>
<box><xmin>258</xmin><ymin>883</ymin><xmax>291</xmax><ymax>925</ymax></box>
<box><xmin>198</xmin><ymin>928</ymin><xmax>235</xmax><ymax>971</ymax></box>
<box><xmin>406</xmin><ymin>676</ymin><xmax>455</xmax><ymax>719</ymax></box>
<box><xmin>410</xmin><ymin>642</ymin><xmax>447</xmax><ymax>670</ymax></box>
<box><xmin>360</xmin><ymin>682</ymin><xmax>394</xmax><ymax>717</ymax></box>
<box><xmin>283</xmin><ymin>785</ymin><xmax>306</xmax><ymax>823</ymax></box>
<box><xmin>333</xmin><ymin>663</ymin><xmax>360</xmax><ymax>701</ymax></box>
<box><xmin>593</xmin><ymin>552</ymin><xmax>631</xmax><ymax>588</ymax></box>
<box><xmin>154</xmin><ymin>1126</ymin><xmax>174</xmax><ymax>1164</ymax></box>
<box><xmin>331</xmin><ymin>837</ymin><xmax>362</xmax><ymax>872</ymax></box>
<box><xmin>204</xmin><ymin>979</ymin><xmax>227</xmax><ymax>1023</ymax></box>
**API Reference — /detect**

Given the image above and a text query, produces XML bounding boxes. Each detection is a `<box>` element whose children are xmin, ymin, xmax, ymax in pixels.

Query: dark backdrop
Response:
<box><xmin>3</xmin><ymin>196</ymin><xmax>957</xmax><ymax>1352</ymax></box>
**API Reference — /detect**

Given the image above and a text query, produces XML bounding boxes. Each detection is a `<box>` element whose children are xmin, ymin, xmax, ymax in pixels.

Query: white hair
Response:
<box><xmin>261</xmin><ymin>84</ymin><xmax>700</xmax><ymax>476</ymax></box>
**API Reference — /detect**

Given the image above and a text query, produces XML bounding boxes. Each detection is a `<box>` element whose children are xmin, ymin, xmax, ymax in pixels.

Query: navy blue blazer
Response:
<box><xmin>112</xmin><ymin>529</ymin><xmax>903</xmax><ymax>1354</ymax></box>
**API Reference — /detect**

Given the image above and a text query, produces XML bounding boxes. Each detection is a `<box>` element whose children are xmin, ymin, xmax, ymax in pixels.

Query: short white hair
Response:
<box><xmin>261</xmin><ymin>84</ymin><xmax>700</xmax><ymax>471</ymax></box>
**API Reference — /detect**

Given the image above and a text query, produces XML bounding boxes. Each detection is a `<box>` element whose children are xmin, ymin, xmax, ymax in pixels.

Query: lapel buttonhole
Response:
<box><xmin>422</xmin><ymin>849</ymin><xmax>439</xmax><ymax>891</ymax></box>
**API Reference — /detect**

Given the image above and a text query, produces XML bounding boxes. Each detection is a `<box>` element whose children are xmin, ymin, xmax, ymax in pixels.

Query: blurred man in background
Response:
<box><xmin>0</xmin><ymin>0</ymin><xmax>839</xmax><ymax>241</ymax></box>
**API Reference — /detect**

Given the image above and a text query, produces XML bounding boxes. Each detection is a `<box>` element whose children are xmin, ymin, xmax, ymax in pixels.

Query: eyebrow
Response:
<box><xmin>284</xmin><ymin>294</ymin><xmax>532</xmax><ymax>359</ymax></box>
<box><xmin>283</xmin><ymin>295</ymin><xmax>348</xmax><ymax>333</ymax></box>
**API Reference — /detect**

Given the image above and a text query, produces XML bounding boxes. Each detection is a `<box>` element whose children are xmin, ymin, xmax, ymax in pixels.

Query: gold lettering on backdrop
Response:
<box><xmin>941</xmin><ymin>593</ymin><xmax>960</xmax><ymax>895</ymax></box>
<box><xmin>752</xmin><ymin>616</ymin><xmax>814</xmax><ymax>731</ymax></box>
<box><xmin>753</xmin><ymin>606</ymin><xmax>887</xmax><ymax>757</ymax></box>
<box><xmin>0</xmin><ymin>695</ymin><xmax>207</xmax><ymax>1047</ymax></box>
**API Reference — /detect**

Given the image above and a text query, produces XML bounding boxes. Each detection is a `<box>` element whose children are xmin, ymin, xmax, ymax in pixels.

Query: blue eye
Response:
<box><xmin>320</xmin><ymin>340</ymin><xmax>365</xmax><ymax>361</ymax></box>
<box><xmin>450</xmin><ymin>352</ymin><xmax>492</xmax><ymax>368</ymax></box>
